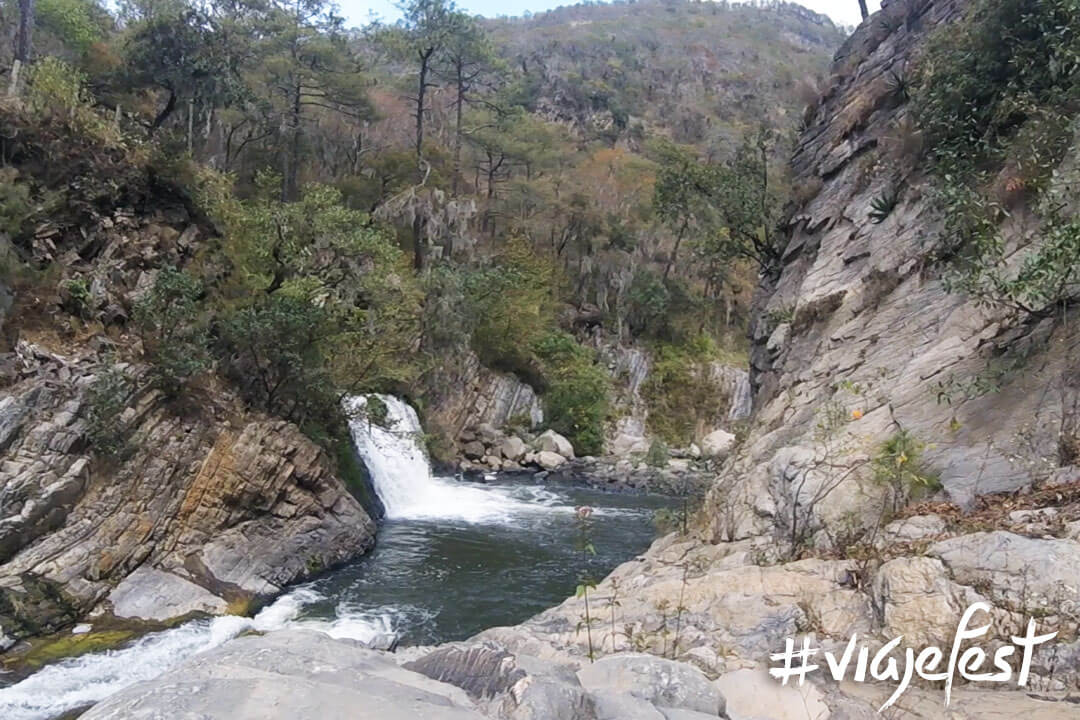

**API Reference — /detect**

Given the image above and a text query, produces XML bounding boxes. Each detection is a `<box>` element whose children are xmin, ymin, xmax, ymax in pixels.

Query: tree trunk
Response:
<box><xmin>150</xmin><ymin>89</ymin><xmax>177</xmax><ymax>134</ymax></box>
<box><xmin>413</xmin><ymin>47</ymin><xmax>434</xmax><ymax>270</ymax></box>
<box><xmin>16</xmin><ymin>0</ymin><xmax>34</xmax><ymax>64</ymax></box>
<box><xmin>663</xmin><ymin>219</ymin><xmax>688</xmax><ymax>280</ymax></box>
<box><xmin>857</xmin><ymin>0</ymin><xmax>869</xmax><ymax>20</ymax></box>
<box><xmin>452</xmin><ymin>59</ymin><xmax>464</xmax><ymax>197</ymax></box>
<box><xmin>282</xmin><ymin>79</ymin><xmax>301</xmax><ymax>202</ymax></box>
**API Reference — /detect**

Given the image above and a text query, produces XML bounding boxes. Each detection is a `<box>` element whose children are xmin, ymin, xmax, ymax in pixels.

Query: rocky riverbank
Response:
<box><xmin>0</xmin><ymin>342</ymin><xmax>376</xmax><ymax>650</ymax></box>
<box><xmin>453</xmin><ymin>422</ymin><xmax>736</xmax><ymax>496</ymax></box>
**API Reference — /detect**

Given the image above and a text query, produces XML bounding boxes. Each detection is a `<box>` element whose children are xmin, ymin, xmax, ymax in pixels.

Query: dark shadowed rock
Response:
<box><xmin>405</xmin><ymin>645</ymin><xmax>527</xmax><ymax>699</ymax></box>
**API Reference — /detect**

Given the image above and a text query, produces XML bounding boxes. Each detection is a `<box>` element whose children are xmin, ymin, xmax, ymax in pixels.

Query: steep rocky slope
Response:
<box><xmin>719</xmin><ymin>0</ymin><xmax>1080</xmax><ymax>539</ymax></box>
<box><xmin>0</xmin><ymin>342</ymin><xmax>375</xmax><ymax>648</ymax></box>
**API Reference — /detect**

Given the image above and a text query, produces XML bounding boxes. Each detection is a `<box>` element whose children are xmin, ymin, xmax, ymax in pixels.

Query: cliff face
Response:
<box><xmin>719</xmin><ymin>0</ymin><xmax>1079</xmax><ymax>541</ymax></box>
<box><xmin>0</xmin><ymin>343</ymin><xmax>375</xmax><ymax>646</ymax></box>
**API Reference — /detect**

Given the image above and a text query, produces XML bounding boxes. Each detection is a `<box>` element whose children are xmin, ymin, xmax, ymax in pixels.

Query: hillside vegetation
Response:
<box><xmin>0</xmin><ymin>0</ymin><xmax>842</xmax><ymax>454</ymax></box>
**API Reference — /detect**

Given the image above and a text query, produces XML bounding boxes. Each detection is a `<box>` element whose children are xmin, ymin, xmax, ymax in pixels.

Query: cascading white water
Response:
<box><xmin>345</xmin><ymin>394</ymin><xmax>557</xmax><ymax>523</ymax></box>
<box><xmin>0</xmin><ymin>589</ymin><xmax>395</xmax><ymax>720</ymax></box>
<box><xmin>345</xmin><ymin>395</ymin><xmax>433</xmax><ymax>517</ymax></box>
<box><xmin>727</xmin><ymin>369</ymin><xmax>752</xmax><ymax>421</ymax></box>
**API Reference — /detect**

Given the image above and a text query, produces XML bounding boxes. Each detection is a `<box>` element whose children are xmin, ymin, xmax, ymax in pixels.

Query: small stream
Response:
<box><xmin>0</xmin><ymin>395</ymin><xmax>671</xmax><ymax>720</ymax></box>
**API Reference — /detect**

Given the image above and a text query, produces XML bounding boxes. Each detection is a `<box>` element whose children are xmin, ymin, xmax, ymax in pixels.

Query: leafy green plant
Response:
<box><xmin>0</xmin><ymin>169</ymin><xmax>33</xmax><ymax>238</ymax></box>
<box><xmin>914</xmin><ymin>0</ymin><xmax>1080</xmax><ymax>315</ymax></box>
<box><xmin>872</xmin><ymin>430</ymin><xmax>941</xmax><ymax>513</ymax></box>
<box><xmin>884</xmin><ymin>69</ymin><xmax>909</xmax><ymax>104</ymax></box>
<box><xmin>60</xmin><ymin>277</ymin><xmax>92</xmax><ymax>319</ymax></box>
<box><xmin>533</xmin><ymin>331</ymin><xmax>611</xmax><ymax>456</ymax></box>
<box><xmin>133</xmin><ymin>267</ymin><xmax>210</xmax><ymax>395</ymax></box>
<box><xmin>26</xmin><ymin>57</ymin><xmax>120</xmax><ymax>147</ymax></box>
<box><xmin>361</xmin><ymin>395</ymin><xmax>390</xmax><ymax>427</ymax></box>
<box><xmin>765</xmin><ymin>305</ymin><xmax>795</xmax><ymax>330</ymax></box>
<box><xmin>645</xmin><ymin>438</ymin><xmax>670</xmax><ymax>468</ymax></box>
<box><xmin>642</xmin><ymin>336</ymin><xmax>725</xmax><ymax>446</ymax></box>
<box><xmin>218</xmin><ymin>294</ymin><xmax>339</xmax><ymax>425</ymax></box>
<box><xmin>86</xmin><ymin>363</ymin><xmax>132</xmax><ymax>457</ymax></box>
<box><xmin>868</xmin><ymin>187</ymin><xmax>900</xmax><ymax>224</ymax></box>
<box><xmin>37</xmin><ymin>0</ymin><xmax>106</xmax><ymax>54</ymax></box>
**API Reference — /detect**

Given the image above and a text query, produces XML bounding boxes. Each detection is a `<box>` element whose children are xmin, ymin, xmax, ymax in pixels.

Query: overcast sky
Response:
<box><xmin>337</xmin><ymin>0</ymin><xmax>881</xmax><ymax>31</ymax></box>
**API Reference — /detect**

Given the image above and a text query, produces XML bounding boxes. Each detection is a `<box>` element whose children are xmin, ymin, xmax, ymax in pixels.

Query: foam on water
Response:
<box><xmin>0</xmin><ymin>588</ymin><xmax>394</xmax><ymax>720</ymax></box>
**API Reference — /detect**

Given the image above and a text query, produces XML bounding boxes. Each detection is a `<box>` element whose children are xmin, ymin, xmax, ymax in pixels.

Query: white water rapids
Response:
<box><xmin>0</xmin><ymin>588</ymin><xmax>398</xmax><ymax>720</ymax></box>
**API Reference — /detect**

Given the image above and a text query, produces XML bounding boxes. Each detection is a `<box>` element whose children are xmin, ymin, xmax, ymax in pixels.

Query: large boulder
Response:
<box><xmin>500</xmin><ymin>436</ymin><xmax>528</xmax><ymax>462</ymax></box>
<box><xmin>536</xmin><ymin>429</ymin><xmax>575</xmax><ymax>459</ymax></box>
<box><xmin>611</xmin><ymin>433</ymin><xmax>649</xmax><ymax>456</ymax></box>
<box><xmin>81</xmin><ymin>631</ymin><xmax>485</xmax><ymax>720</ymax></box>
<box><xmin>535</xmin><ymin>451</ymin><xmax>567</xmax><ymax>471</ymax></box>
<box><xmin>476</xmin><ymin>422</ymin><xmax>501</xmax><ymax>443</ymax></box>
<box><xmin>699</xmin><ymin>430</ymin><xmax>735</xmax><ymax>458</ymax></box>
<box><xmin>576</xmin><ymin>654</ymin><xmax>725</xmax><ymax>716</ymax></box>
<box><xmin>107</xmin><ymin>568</ymin><xmax>228</xmax><ymax>622</ymax></box>
<box><xmin>463</xmin><ymin>440</ymin><xmax>487</xmax><ymax>459</ymax></box>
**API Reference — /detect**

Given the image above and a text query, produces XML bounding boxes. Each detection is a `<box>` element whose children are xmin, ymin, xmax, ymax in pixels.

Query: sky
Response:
<box><xmin>336</xmin><ymin>0</ymin><xmax>881</xmax><ymax>31</ymax></box>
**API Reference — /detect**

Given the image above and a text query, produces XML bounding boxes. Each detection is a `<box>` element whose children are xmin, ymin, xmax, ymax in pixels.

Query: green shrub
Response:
<box><xmin>26</xmin><ymin>57</ymin><xmax>120</xmax><ymax>147</ymax></box>
<box><xmin>60</xmin><ymin>276</ymin><xmax>92</xmax><ymax>319</ymax></box>
<box><xmin>625</xmin><ymin>270</ymin><xmax>703</xmax><ymax>344</ymax></box>
<box><xmin>363</xmin><ymin>395</ymin><xmax>389</xmax><ymax>426</ymax></box>
<box><xmin>626</xmin><ymin>270</ymin><xmax>670</xmax><ymax>337</ymax></box>
<box><xmin>218</xmin><ymin>294</ymin><xmax>338</xmax><ymax>425</ymax></box>
<box><xmin>0</xmin><ymin>169</ymin><xmax>33</xmax><ymax>238</ymax></box>
<box><xmin>464</xmin><ymin>238</ymin><xmax>556</xmax><ymax>384</ymax></box>
<box><xmin>533</xmin><ymin>331</ymin><xmax>611</xmax><ymax>456</ymax></box>
<box><xmin>872</xmin><ymin>430</ymin><xmax>941</xmax><ymax>513</ymax></box>
<box><xmin>37</xmin><ymin>0</ymin><xmax>106</xmax><ymax>55</ymax></box>
<box><xmin>645</xmin><ymin>438</ymin><xmax>670</xmax><ymax>467</ymax></box>
<box><xmin>914</xmin><ymin>0</ymin><xmax>1079</xmax><ymax>173</ymax></box>
<box><xmin>86</xmin><ymin>363</ymin><xmax>132</xmax><ymax>456</ymax></box>
<box><xmin>133</xmin><ymin>267</ymin><xmax>211</xmax><ymax>395</ymax></box>
<box><xmin>914</xmin><ymin>0</ymin><xmax>1080</xmax><ymax>315</ymax></box>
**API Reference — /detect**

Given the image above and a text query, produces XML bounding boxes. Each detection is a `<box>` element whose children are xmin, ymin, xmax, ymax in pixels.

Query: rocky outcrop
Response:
<box><xmin>81</xmin><ymin>630</ymin><xmax>739</xmax><ymax>720</ymax></box>
<box><xmin>709</xmin><ymin>0</ymin><xmax>1080</xmax><ymax>543</ymax></box>
<box><xmin>426</xmin><ymin>351</ymin><xmax>545</xmax><ymax>447</ymax></box>
<box><xmin>80</xmin><ymin>630</ymin><xmax>486</xmax><ymax>720</ymax></box>
<box><xmin>601</xmin><ymin>343</ymin><xmax>751</xmax><ymax>458</ymax></box>
<box><xmin>0</xmin><ymin>343</ymin><xmax>375</xmax><ymax>643</ymax></box>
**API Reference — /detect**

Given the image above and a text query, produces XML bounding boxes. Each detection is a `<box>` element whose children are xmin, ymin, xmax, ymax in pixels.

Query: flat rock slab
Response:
<box><xmin>577</xmin><ymin>653</ymin><xmax>725</xmax><ymax>716</ymax></box>
<box><xmin>714</xmin><ymin>667</ymin><xmax>827</xmax><ymax>720</ymax></box>
<box><xmin>81</xmin><ymin>630</ymin><xmax>486</xmax><ymax>720</ymax></box>
<box><xmin>107</xmin><ymin>567</ymin><xmax>228</xmax><ymax>622</ymax></box>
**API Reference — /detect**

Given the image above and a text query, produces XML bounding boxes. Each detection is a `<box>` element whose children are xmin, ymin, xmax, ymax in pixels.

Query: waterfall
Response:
<box><xmin>345</xmin><ymin>395</ymin><xmax>543</xmax><ymax>523</ymax></box>
<box><xmin>727</xmin><ymin>370</ymin><xmax>752</xmax><ymax>421</ymax></box>
<box><xmin>345</xmin><ymin>395</ymin><xmax>433</xmax><ymax>518</ymax></box>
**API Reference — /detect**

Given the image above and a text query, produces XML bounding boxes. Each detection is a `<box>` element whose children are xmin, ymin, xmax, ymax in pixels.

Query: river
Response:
<box><xmin>0</xmin><ymin>395</ymin><xmax>671</xmax><ymax>719</ymax></box>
